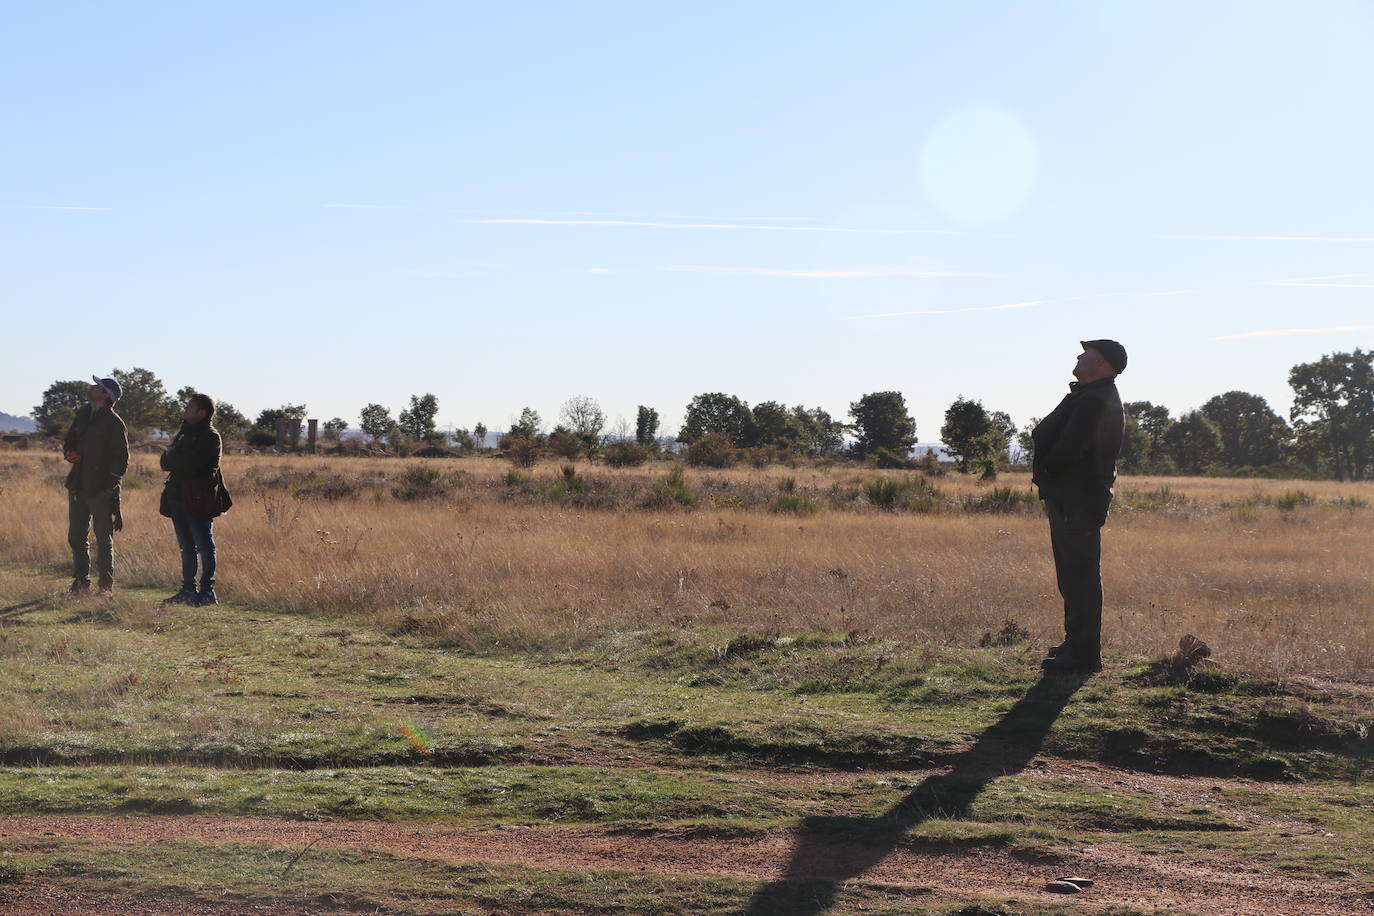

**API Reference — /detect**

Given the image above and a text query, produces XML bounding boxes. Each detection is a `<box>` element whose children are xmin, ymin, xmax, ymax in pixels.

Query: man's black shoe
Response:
<box><xmin>1047</xmin><ymin>642</ymin><xmax>1068</xmax><ymax>658</ymax></box>
<box><xmin>68</xmin><ymin>579</ymin><xmax>90</xmax><ymax>596</ymax></box>
<box><xmin>1041</xmin><ymin>652</ymin><xmax>1100</xmax><ymax>673</ymax></box>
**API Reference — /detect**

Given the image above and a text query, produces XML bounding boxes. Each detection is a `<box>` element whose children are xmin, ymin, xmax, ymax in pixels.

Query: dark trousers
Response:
<box><xmin>170</xmin><ymin>506</ymin><xmax>216</xmax><ymax>591</ymax></box>
<box><xmin>68</xmin><ymin>489</ymin><xmax>115</xmax><ymax>585</ymax></box>
<box><xmin>1045</xmin><ymin>500</ymin><xmax>1103</xmax><ymax>664</ymax></box>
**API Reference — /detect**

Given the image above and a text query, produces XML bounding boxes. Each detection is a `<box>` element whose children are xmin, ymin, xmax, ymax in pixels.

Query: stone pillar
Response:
<box><xmin>307</xmin><ymin>418</ymin><xmax>318</xmax><ymax>454</ymax></box>
<box><xmin>274</xmin><ymin>418</ymin><xmax>287</xmax><ymax>448</ymax></box>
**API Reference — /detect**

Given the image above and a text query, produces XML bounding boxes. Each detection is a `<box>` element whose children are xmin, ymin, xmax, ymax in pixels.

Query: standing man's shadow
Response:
<box><xmin>742</xmin><ymin>670</ymin><xmax>1090</xmax><ymax>916</ymax></box>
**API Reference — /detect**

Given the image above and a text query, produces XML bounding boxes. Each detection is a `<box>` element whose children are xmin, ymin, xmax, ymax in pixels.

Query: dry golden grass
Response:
<box><xmin>1</xmin><ymin>452</ymin><xmax>1370</xmax><ymax>681</ymax></box>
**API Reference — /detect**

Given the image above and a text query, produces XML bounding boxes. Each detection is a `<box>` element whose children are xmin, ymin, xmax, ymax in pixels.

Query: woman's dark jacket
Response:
<box><xmin>1031</xmin><ymin>377</ymin><xmax>1124</xmax><ymax>526</ymax></box>
<box><xmin>160</xmin><ymin>420</ymin><xmax>222</xmax><ymax>504</ymax></box>
<box><xmin>63</xmin><ymin>404</ymin><xmax>129</xmax><ymax>497</ymax></box>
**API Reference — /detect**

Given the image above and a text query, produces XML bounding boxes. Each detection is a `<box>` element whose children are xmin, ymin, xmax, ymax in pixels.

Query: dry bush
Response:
<box><xmin>0</xmin><ymin>454</ymin><xmax>1370</xmax><ymax>681</ymax></box>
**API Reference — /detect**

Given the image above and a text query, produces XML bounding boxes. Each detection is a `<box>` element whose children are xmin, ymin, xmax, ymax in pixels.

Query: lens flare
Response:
<box><xmin>921</xmin><ymin>106</ymin><xmax>1038</xmax><ymax>225</ymax></box>
<box><xmin>399</xmin><ymin>718</ymin><xmax>436</xmax><ymax>755</ymax></box>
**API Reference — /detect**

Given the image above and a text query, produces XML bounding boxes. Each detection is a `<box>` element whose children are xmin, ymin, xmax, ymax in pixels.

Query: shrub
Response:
<box><xmin>857</xmin><ymin>475</ymin><xmax>941</xmax><ymax>513</ymax></box>
<box><xmin>390</xmin><ymin>465</ymin><xmax>460</xmax><ymax>501</ymax></box>
<box><xmin>979</xmin><ymin>618</ymin><xmax>1032</xmax><ymax>647</ymax></box>
<box><xmin>742</xmin><ymin>446</ymin><xmax>776</xmax><ymax>469</ymax></box>
<box><xmin>967</xmin><ymin>486</ymin><xmax>1038</xmax><ymax>514</ymax></box>
<box><xmin>505</xmin><ymin>436</ymin><xmax>542</xmax><ymax>468</ymax></box>
<box><xmin>246</xmin><ymin>430</ymin><xmax>276</xmax><ymax>448</ymax></box>
<box><xmin>1274</xmin><ymin>489</ymin><xmax>1315</xmax><ymax>512</ymax></box>
<box><xmin>547</xmin><ymin>429</ymin><xmax>583</xmax><ymax>461</ymax></box>
<box><xmin>292</xmin><ymin>471</ymin><xmax>364</xmax><ymax>500</ymax></box>
<box><xmin>769</xmin><ymin>491</ymin><xmax>819</xmax><ymax>516</ymax></box>
<box><xmin>602</xmin><ymin>440</ymin><xmax>650</xmax><ymax>467</ymax></box>
<box><xmin>872</xmin><ymin>448</ymin><xmax>916</xmax><ymax>469</ymax></box>
<box><xmin>1122</xmin><ymin>485</ymin><xmax>1189</xmax><ymax>511</ymax></box>
<box><xmin>862</xmin><ymin>477</ymin><xmax>900</xmax><ymax>509</ymax></box>
<box><xmin>686</xmin><ymin>431</ymin><xmax>737</xmax><ymax>468</ymax></box>
<box><xmin>642</xmin><ymin>468</ymin><xmax>699</xmax><ymax>509</ymax></box>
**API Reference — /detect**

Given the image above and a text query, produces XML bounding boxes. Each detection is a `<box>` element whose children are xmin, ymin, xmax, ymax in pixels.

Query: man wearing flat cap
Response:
<box><xmin>1031</xmin><ymin>341</ymin><xmax>1126</xmax><ymax>672</ymax></box>
<box><xmin>64</xmin><ymin>376</ymin><xmax>129</xmax><ymax>595</ymax></box>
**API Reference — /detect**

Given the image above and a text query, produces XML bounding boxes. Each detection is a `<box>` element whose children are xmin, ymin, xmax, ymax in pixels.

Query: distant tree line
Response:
<box><xmin>26</xmin><ymin>348</ymin><xmax>1374</xmax><ymax>480</ymax></box>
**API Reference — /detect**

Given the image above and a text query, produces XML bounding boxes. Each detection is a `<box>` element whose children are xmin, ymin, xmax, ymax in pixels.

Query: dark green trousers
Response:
<box><xmin>68</xmin><ymin>489</ymin><xmax>115</xmax><ymax>585</ymax></box>
<box><xmin>1045</xmin><ymin>500</ymin><xmax>1103</xmax><ymax>665</ymax></box>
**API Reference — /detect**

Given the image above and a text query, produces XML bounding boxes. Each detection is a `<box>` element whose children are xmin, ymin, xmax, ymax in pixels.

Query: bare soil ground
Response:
<box><xmin>2</xmin><ymin>778</ymin><xmax>1368</xmax><ymax>916</ymax></box>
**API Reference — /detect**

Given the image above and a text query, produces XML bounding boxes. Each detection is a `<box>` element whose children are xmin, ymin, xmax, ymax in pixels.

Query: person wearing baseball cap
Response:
<box><xmin>62</xmin><ymin>376</ymin><xmax>129</xmax><ymax>595</ymax></box>
<box><xmin>1030</xmin><ymin>340</ymin><xmax>1127</xmax><ymax>672</ymax></box>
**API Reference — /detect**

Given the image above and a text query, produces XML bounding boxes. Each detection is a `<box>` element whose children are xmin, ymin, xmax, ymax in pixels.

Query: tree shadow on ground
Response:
<box><xmin>741</xmin><ymin>670</ymin><xmax>1091</xmax><ymax>916</ymax></box>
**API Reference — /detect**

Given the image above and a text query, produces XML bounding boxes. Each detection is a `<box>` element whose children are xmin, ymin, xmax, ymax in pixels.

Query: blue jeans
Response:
<box><xmin>170</xmin><ymin>506</ymin><xmax>216</xmax><ymax>591</ymax></box>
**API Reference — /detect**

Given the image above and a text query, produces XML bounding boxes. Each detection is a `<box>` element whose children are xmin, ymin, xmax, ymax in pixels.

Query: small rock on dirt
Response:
<box><xmin>1044</xmin><ymin>881</ymin><xmax>1083</xmax><ymax>894</ymax></box>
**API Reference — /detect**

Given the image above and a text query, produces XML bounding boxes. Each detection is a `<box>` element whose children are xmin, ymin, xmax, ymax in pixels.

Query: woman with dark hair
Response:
<box><xmin>160</xmin><ymin>392</ymin><xmax>223</xmax><ymax>606</ymax></box>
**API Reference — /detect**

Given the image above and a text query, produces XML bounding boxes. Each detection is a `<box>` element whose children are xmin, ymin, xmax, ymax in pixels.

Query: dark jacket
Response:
<box><xmin>160</xmin><ymin>419</ymin><xmax>222</xmax><ymax>498</ymax></box>
<box><xmin>1032</xmin><ymin>377</ymin><xmax>1124</xmax><ymax>525</ymax></box>
<box><xmin>63</xmin><ymin>405</ymin><xmax>129</xmax><ymax>497</ymax></box>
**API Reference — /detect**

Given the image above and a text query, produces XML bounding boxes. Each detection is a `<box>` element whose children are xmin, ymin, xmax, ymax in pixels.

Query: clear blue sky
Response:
<box><xmin>4</xmin><ymin>1</ymin><xmax>1372</xmax><ymax>437</ymax></box>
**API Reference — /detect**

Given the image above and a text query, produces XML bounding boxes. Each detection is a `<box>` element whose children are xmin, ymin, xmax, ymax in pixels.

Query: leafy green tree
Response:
<box><xmin>322</xmin><ymin>417</ymin><xmax>349</xmax><ymax>442</ymax></box>
<box><xmin>1015</xmin><ymin>418</ymin><xmax>1039</xmax><ymax>465</ymax></box>
<box><xmin>449</xmin><ymin>428</ymin><xmax>476</xmax><ymax>450</ymax></box>
<box><xmin>1118</xmin><ymin>413</ymin><xmax>1152</xmax><ymax>473</ymax></box>
<box><xmin>560</xmin><ymin>396</ymin><xmax>605</xmax><ymax>452</ymax></box>
<box><xmin>940</xmin><ymin>397</ymin><xmax>1012</xmax><ymax>478</ymax></box>
<box><xmin>1163</xmin><ymin>410</ymin><xmax>1222</xmax><ymax>474</ymax></box>
<box><xmin>32</xmin><ymin>380</ymin><xmax>90</xmax><ymax>436</ymax></box>
<box><xmin>110</xmin><ymin>367</ymin><xmax>178</xmax><ymax>433</ymax></box>
<box><xmin>1124</xmin><ymin>401</ymin><xmax>1171</xmax><ymax>452</ymax></box>
<box><xmin>941</xmin><ymin>397</ymin><xmax>991</xmax><ymax>472</ymax></box>
<box><xmin>679</xmin><ymin>393</ymin><xmax>756</xmax><ymax>447</ymax></box>
<box><xmin>848</xmin><ymin>391</ymin><xmax>917</xmax><ymax>459</ymax></box>
<box><xmin>359</xmin><ymin>403</ymin><xmax>395</xmax><ymax>442</ymax></box>
<box><xmin>398</xmin><ymin>393</ymin><xmax>440</xmax><ymax>442</ymax></box>
<box><xmin>792</xmin><ymin>406</ymin><xmax>845</xmax><ymax>457</ymax></box>
<box><xmin>473</xmin><ymin>422</ymin><xmax>488</xmax><ymax>449</ymax></box>
<box><xmin>751</xmin><ymin>401</ymin><xmax>806</xmax><ymax>451</ymax></box>
<box><xmin>215</xmin><ymin>402</ymin><xmax>252</xmax><ymax>441</ymax></box>
<box><xmin>634</xmin><ymin>406</ymin><xmax>660</xmax><ymax>446</ymax></box>
<box><xmin>1201</xmin><ymin>391</ymin><xmax>1289</xmax><ymax>468</ymax></box>
<box><xmin>171</xmin><ymin>385</ymin><xmax>247</xmax><ymax>440</ymax></box>
<box><xmin>1288</xmin><ymin>349</ymin><xmax>1374</xmax><ymax>481</ymax></box>
<box><xmin>255</xmin><ymin>404</ymin><xmax>308</xmax><ymax>429</ymax></box>
<box><xmin>507</xmin><ymin>407</ymin><xmax>544</xmax><ymax>441</ymax></box>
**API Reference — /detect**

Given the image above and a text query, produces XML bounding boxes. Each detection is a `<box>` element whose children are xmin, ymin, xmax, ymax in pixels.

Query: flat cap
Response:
<box><xmin>1081</xmin><ymin>340</ymin><xmax>1127</xmax><ymax>373</ymax></box>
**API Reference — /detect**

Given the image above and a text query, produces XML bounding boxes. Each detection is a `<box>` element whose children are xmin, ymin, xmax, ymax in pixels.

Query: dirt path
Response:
<box><xmin>2</xmin><ymin>814</ymin><xmax>1367</xmax><ymax>916</ymax></box>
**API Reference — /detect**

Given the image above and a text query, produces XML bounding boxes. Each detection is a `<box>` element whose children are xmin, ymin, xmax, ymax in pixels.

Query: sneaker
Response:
<box><xmin>192</xmin><ymin>588</ymin><xmax>218</xmax><ymax>606</ymax></box>
<box><xmin>162</xmin><ymin>587</ymin><xmax>197</xmax><ymax>605</ymax></box>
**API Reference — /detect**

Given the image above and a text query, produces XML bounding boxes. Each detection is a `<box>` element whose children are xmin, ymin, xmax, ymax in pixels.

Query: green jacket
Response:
<box><xmin>1031</xmin><ymin>377</ymin><xmax>1124</xmax><ymax>525</ymax></box>
<box><xmin>63</xmin><ymin>404</ymin><xmax>130</xmax><ymax>497</ymax></box>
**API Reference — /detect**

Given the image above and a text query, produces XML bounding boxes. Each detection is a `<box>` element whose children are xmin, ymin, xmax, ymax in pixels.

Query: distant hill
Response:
<box><xmin>0</xmin><ymin>411</ymin><xmax>35</xmax><ymax>433</ymax></box>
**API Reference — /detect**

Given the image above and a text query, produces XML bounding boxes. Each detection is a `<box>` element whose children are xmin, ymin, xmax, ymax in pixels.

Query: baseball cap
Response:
<box><xmin>92</xmin><ymin>375</ymin><xmax>123</xmax><ymax>401</ymax></box>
